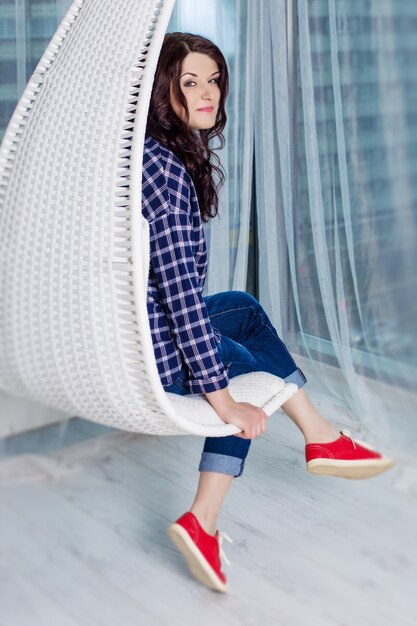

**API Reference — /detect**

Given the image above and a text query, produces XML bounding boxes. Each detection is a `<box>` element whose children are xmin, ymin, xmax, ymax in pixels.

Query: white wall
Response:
<box><xmin>0</xmin><ymin>391</ymin><xmax>69</xmax><ymax>438</ymax></box>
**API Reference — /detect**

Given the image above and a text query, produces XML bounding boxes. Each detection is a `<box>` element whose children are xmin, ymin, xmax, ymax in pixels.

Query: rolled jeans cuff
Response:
<box><xmin>198</xmin><ymin>452</ymin><xmax>245</xmax><ymax>478</ymax></box>
<box><xmin>285</xmin><ymin>367</ymin><xmax>307</xmax><ymax>389</ymax></box>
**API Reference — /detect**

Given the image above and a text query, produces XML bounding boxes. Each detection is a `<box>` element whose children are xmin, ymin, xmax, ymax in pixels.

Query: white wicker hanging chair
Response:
<box><xmin>0</xmin><ymin>0</ymin><xmax>298</xmax><ymax>437</ymax></box>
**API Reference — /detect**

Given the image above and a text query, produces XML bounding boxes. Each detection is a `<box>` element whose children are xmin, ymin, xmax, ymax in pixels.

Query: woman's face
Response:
<box><xmin>170</xmin><ymin>52</ymin><xmax>221</xmax><ymax>131</ymax></box>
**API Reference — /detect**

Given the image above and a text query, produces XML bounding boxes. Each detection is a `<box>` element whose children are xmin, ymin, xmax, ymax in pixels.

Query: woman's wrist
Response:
<box><xmin>205</xmin><ymin>386</ymin><xmax>236</xmax><ymax>418</ymax></box>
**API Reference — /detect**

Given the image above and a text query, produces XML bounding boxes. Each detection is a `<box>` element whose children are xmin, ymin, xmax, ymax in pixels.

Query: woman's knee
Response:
<box><xmin>205</xmin><ymin>290</ymin><xmax>261</xmax><ymax>315</ymax></box>
<box><xmin>228</xmin><ymin>290</ymin><xmax>260</xmax><ymax>309</ymax></box>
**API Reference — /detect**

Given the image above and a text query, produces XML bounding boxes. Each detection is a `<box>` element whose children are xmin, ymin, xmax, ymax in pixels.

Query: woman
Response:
<box><xmin>142</xmin><ymin>32</ymin><xmax>394</xmax><ymax>593</ymax></box>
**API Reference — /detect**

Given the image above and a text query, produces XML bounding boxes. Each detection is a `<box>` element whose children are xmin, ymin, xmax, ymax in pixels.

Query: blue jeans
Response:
<box><xmin>163</xmin><ymin>290</ymin><xmax>306</xmax><ymax>478</ymax></box>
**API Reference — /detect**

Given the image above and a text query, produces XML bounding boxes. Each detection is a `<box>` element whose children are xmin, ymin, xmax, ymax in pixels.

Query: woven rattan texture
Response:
<box><xmin>0</xmin><ymin>0</ymin><xmax>298</xmax><ymax>436</ymax></box>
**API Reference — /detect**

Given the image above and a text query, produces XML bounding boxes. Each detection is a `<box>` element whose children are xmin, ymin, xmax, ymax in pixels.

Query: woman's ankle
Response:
<box><xmin>304</xmin><ymin>426</ymin><xmax>341</xmax><ymax>445</ymax></box>
<box><xmin>189</xmin><ymin>506</ymin><xmax>217</xmax><ymax>536</ymax></box>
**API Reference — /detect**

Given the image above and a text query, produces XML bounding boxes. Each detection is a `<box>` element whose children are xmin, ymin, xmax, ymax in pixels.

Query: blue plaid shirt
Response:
<box><xmin>141</xmin><ymin>136</ymin><xmax>230</xmax><ymax>394</ymax></box>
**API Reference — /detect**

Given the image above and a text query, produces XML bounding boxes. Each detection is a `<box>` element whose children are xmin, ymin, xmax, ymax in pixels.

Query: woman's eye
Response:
<box><xmin>183</xmin><ymin>78</ymin><xmax>219</xmax><ymax>87</ymax></box>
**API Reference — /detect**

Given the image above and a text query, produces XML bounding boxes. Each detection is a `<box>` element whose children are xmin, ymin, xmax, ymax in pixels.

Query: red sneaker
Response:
<box><xmin>305</xmin><ymin>429</ymin><xmax>395</xmax><ymax>479</ymax></box>
<box><xmin>167</xmin><ymin>511</ymin><xmax>233</xmax><ymax>593</ymax></box>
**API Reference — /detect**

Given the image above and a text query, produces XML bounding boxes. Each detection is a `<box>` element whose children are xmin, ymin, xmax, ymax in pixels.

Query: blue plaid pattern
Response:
<box><xmin>141</xmin><ymin>136</ymin><xmax>230</xmax><ymax>393</ymax></box>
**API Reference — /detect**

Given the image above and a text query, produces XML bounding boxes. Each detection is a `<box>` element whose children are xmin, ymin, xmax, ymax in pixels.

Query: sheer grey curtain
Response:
<box><xmin>251</xmin><ymin>0</ymin><xmax>417</xmax><ymax>449</ymax></box>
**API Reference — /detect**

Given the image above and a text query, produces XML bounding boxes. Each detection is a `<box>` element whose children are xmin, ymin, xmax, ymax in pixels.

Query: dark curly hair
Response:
<box><xmin>145</xmin><ymin>32</ymin><xmax>229</xmax><ymax>223</ymax></box>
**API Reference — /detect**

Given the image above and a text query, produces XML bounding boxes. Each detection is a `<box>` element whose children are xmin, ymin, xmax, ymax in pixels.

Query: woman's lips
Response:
<box><xmin>197</xmin><ymin>106</ymin><xmax>214</xmax><ymax>112</ymax></box>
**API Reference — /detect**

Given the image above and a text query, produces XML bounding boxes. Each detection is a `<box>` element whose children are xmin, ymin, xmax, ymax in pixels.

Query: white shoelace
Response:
<box><xmin>340</xmin><ymin>428</ymin><xmax>376</xmax><ymax>452</ymax></box>
<box><xmin>217</xmin><ymin>531</ymin><xmax>234</xmax><ymax>567</ymax></box>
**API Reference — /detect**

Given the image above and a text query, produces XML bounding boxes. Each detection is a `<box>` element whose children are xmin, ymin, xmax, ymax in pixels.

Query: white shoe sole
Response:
<box><xmin>307</xmin><ymin>457</ymin><xmax>395</xmax><ymax>479</ymax></box>
<box><xmin>167</xmin><ymin>523</ymin><xmax>228</xmax><ymax>593</ymax></box>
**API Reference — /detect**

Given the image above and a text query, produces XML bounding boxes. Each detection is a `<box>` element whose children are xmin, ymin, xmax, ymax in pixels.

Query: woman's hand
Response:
<box><xmin>204</xmin><ymin>387</ymin><xmax>268</xmax><ymax>439</ymax></box>
<box><xmin>217</xmin><ymin>401</ymin><xmax>269</xmax><ymax>439</ymax></box>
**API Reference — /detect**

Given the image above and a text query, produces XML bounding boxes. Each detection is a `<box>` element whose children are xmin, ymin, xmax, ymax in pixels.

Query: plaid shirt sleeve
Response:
<box><xmin>144</xmin><ymin>148</ymin><xmax>230</xmax><ymax>394</ymax></box>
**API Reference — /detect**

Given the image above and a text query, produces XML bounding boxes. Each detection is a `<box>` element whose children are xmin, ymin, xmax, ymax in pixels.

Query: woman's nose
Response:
<box><xmin>201</xmin><ymin>84</ymin><xmax>215</xmax><ymax>100</ymax></box>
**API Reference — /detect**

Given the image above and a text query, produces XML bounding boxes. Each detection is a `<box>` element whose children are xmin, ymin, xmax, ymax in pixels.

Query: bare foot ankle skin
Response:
<box><xmin>189</xmin><ymin>508</ymin><xmax>217</xmax><ymax>536</ymax></box>
<box><xmin>304</xmin><ymin>427</ymin><xmax>341</xmax><ymax>445</ymax></box>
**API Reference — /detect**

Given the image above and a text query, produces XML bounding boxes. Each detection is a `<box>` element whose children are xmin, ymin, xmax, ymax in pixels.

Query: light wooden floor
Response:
<box><xmin>1</xmin><ymin>392</ymin><xmax>416</xmax><ymax>626</ymax></box>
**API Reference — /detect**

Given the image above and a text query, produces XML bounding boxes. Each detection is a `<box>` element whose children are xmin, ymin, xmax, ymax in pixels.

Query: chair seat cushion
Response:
<box><xmin>164</xmin><ymin>371</ymin><xmax>298</xmax><ymax>436</ymax></box>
